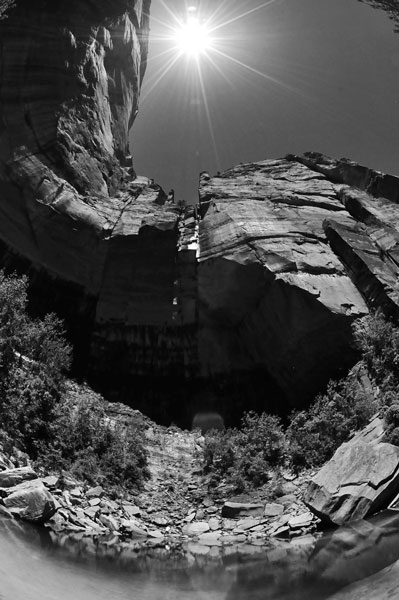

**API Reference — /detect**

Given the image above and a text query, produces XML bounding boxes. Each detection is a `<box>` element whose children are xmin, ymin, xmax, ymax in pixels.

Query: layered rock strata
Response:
<box><xmin>303</xmin><ymin>416</ymin><xmax>399</xmax><ymax>525</ymax></box>
<box><xmin>197</xmin><ymin>158</ymin><xmax>368</xmax><ymax>404</ymax></box>
<box><xmin>194</xmin><ymin>153</ymin><xmax>399</xmax><ymax>409</ymax></box>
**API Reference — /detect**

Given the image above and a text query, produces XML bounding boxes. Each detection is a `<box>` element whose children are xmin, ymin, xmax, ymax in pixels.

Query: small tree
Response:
<box><xmin>0</xmin><ymin>270</ymin><xmax>71</xmax><ymax>457</ymax></box>
<box><xmin>204</xmin><ymin>411</ymin><xmax>286</xmax><ymax>492</ymax></box>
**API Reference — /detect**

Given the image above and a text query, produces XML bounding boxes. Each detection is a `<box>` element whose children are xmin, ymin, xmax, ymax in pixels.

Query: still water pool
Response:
<box><xmin>2</xmin><ymin>511</ymin><xmax>399</xmax><ymax>600</ymax></box>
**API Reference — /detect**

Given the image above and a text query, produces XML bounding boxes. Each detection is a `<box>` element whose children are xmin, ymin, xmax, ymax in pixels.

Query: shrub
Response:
<box><xmin>40</xmin><ymin>393</ymin><xmax>149</xmax><ymax>490</ymax></box>
<box><xmin>0</xmin><ymin>270</ymin><xmax>71</xmax><ymax>457</ymax></box>
<box><xmin>287</xmin><ymin>312</ymin><xmax>399</xmax><ymax>469</ymax></box>
<box><xmin>382</xmin><ymin>403</ymin><xmax>399</xmax><ymax>445</ymax></box>
<box><xmin>203</xmin><ymin>411</ymin><xmax>286</xmax><ymax>492</ymax></box>
<box><xmin>203</xmin><ymin>428</ymin><xmax>238</xmax><ymax>485</ymax></box>
<box><xmin>352</xmin><ymin>312</ymin><xmax>399</xmax><ymax>387</ymax></box>
<box><xmin>0</xmin><ymin>367</ymin><xmax>61</xmax><ymax>458</ymax></box>
<box><xmin>287</xmin><ymin>371</ymin><xmax>376</xmax><ymax>470</ymax></box>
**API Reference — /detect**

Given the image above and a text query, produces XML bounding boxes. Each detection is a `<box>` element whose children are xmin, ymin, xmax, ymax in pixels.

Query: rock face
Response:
<box><xmin>194</xmin><ymin>153</ymin><xmax>399</xmax><ymax>411</ymax></box>
<box><xmin>0</xmin><ymin>0</ymin><xmax>196</xmax><ymax>409</ymax></box>
<box><xmin>1</xmin><ymin>478</ymin><xmax>56</xmax><ymax>523</ymax></box>
<box><xmin>197</xmin><ymin>157</ymin><xmax>369</xmax><ymax>405</ymax></box>
<box><xmin>303</xmin><ymin>416</ymin><xmax>399</xmax><ymax>525</ymax></box>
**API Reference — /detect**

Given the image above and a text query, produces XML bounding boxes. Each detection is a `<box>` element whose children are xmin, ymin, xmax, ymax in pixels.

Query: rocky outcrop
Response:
<box><xmin>197</xmin><ymin>158</ymin><xmax>369</xmax><ymax>405</ymax></box>
<box><xmin>3</xmin><ymin>479</ymin><xmax>56</xmax><ymax>523</ymax></box>
<box><xmin>195</xmin><ymin>153</ymin><xmax>399</xmax><ymax>410</ymax></box>
<box><xmin>304</xmin><ymin>416</ymin><xmax>399</xmax><ymax>524</ymax></box>
<box><xmin>0</xmin><ymin>466</ymin><xmax>56</xmax><ymax>523</ymax></box>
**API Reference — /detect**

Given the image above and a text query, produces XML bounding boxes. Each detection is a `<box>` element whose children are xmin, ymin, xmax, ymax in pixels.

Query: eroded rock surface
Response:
<box><xmin>304</xmin><ymin>416</ymin><xmax>399</xmax><ymax>524</ymax></box>
<box><xmin>0</xmin><ymin>0</ymin><xmax>197</xmax><ymax>400</ymax></box>
<box><xmin>3</xmin><ymin>479</ymin><xmax>56</xmax><ymax>523</ymax></box>
<box><xmin>197</xmin><ymin>158</ymin><xmax>369</xmax><ymax>404</ymax></box>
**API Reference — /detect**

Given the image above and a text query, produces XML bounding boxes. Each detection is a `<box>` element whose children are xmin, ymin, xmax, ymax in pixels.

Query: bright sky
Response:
<box><xmin>131</xmin><ymin>0</ymin><xmax>399</xmax><ymax>203</ymax></box>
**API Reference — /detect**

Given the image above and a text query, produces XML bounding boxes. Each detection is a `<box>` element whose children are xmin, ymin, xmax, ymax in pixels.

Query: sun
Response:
<box><xmin>143</xmin><ymin>1</ymin><xmax>287</xmax><ymax>99</ymax></box>
<box><xmin>173</xmin><ymin>8</ymin><xmax>213</xmax><ymax>58</ymax></box>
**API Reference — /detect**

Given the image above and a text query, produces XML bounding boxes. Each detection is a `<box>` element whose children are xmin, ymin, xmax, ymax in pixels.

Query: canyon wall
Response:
<box><xmin>1</xmin><ymin>1</ymin><xmax>399</xmax><ymax>424</ymax></box>
<box><xmin>196</xmin><ymin>154</ymin><xmax>399</xmax><ymax>411</ymax></box>
<box><xmin>0</xmin><ymin>0</ymin><xmax>197</xmax><ymax>411</ymax></box>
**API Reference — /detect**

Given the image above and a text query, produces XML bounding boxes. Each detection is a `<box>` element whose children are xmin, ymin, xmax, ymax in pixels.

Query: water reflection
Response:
<box><xmin>2</xmin><ymin>511</ymin><xmax>399</xmax><ymax>600</ymax></box>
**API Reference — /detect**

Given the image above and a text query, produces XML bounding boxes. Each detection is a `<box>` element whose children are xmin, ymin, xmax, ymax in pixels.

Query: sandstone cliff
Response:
<box><xmin>194</xmin><ymin>154</ymin><xmax>399</xmax><ymax>408</ymax></box>
<box><xmin>0</xmin><ymin>1</ymin><xmax>196</xmax><ymax>408</ymax></box>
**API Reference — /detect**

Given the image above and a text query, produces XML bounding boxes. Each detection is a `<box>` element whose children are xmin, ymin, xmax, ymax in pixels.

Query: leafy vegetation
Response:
<box><xmin>352</xmin><ymin>312</ymin><xmax>399</xmax><ymax>388</ymax></box>
<box><xmin>0</xmin><ymin>270</ymin><xmax>148</xmax><ymax>490</ymax></box>
<box><xmin>0</xmin><ymin>271</ymin><xmax>71</xmax><ymax>458</ymax></box>
<box><xmin>40</xmin><ymin>389</ymin><xmax>149</xmax><ymax>489</ymax></box>
<box><xmin>203</xmin><ymin>412</ymin><xmax>286</xmax><ymax>492</ymax></box>
<box><xmin>286</xmin><ymin>312</ymin><xmax>399</xmax><ymax>469</ymax></box>
<box><xmin>353</xmin><ymin>312</ymin><xmax>399</xmax><ymax>447</ymax></box>
<box><xmin>287</xmin><ymin>374</ymin><xmax>375</xmax><ymax>470</ymax></box>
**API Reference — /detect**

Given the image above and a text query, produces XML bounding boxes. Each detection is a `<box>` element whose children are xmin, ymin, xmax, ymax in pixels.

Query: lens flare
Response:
<box><xmin>141</xmin><ymin>1</ymin><xmax>300</xmax><ymax>127</ymax></box>
<box><xmin>173</xmin><ymin>15</ymin><xmax>213</xmax><ymax>58</ymax></box>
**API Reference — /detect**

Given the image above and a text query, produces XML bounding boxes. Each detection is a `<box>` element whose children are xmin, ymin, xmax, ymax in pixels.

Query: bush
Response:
<box><xmin>40</xmin><ymin>392</ymin><xmax>149</xmax><ymax>490</ymax></box>
<box><xmin>203</xmin><ymin>428</ymin><xmax>238</xmax><ymax>484</ymax></box>
<box><xmin>286</xmin><ymin>313</ymin><xmax>399</xmax><ymax>469</ymax></box>
<box><xmin>0</xmin><ymin>367</ymin><xmax>61</xmax><ymax>458</ymax></box>
<box><xmin>0</xmin><ymin>270</ymin><xmax>72</xmax><ymax>457</ymax></box>
<box><xmin>381</xmin><ymin>403</ymin><xmax>399</xmax><ymax>445</ymax></box>
<box><xmin>203</xmin><ymin>411</ymin><xmax>286</xmax><ymax>492</ymax></box>
<box><xmin>352</xmin><ymin>312</ymin><xmax>399</xmax><ymax>387</ymax></box>
<box><xmin>287</xmin><ymin>375</ymin><xmax>375</xmax><ymax>470</ymax></box>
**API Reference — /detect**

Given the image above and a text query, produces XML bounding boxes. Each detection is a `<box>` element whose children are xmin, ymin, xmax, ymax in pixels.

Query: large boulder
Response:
<box><xmin>2</xmin><ymin>479</ymin><xmax>56</xmax><ymax>523</ymax></box>
<box><xmin>304</xmin><ymin>417</ymin><xmax>399</xmax><ymax>524</ymax></box>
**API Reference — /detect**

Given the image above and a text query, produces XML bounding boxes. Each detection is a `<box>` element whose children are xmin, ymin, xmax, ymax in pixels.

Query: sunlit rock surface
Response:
<box><xmin>197</xmin><ymin>157</ymin><xmax>370</xmax><ymax>403</ymax></box>
<box><xmin>3</xmin><ymin>479</ymin><xmax>56</xmax><ymax>523</ymax></box>
<box><xmin>303</xmin><ymin>416</ymin><xmax>399</xmax><ymax>525</ymax></box>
